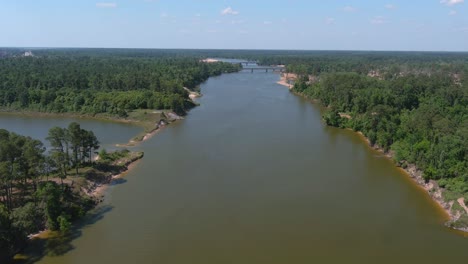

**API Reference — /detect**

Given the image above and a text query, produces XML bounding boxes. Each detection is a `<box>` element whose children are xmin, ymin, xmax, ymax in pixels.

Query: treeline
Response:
<box><xmin>0</xmin><ymin>123</ymin><xmax>101</xmax><ymax>261</ymax></box>
<box><xmin>128</xmin><ymin>49</ymin><xmax>468</xmax><ymax>76</ymax></box>
<box><xmin>292</xmin><ymin>64</ymin><xmax>467</xmax><ymax>199</ymax></box>
<box><xmin>0</xmin><ymin>53</ymin><xmax>241</xmax><ymax>115</ymax></box>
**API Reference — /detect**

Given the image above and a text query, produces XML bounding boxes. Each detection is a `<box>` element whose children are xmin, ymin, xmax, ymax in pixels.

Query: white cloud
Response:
<box><xmin>449</xmin><ymin>10</ymin><xmax>457</xmax><ymax>15</ymax></box>
<box><xmin>325</xmin><ymin>17</ymin><xmax>335</xmax><ymax>25</ymax></box>
<box><xmin>221</xmin><ymin>7</ymin><xmax>239</xmax><ymax>15</ymax></box>
<box><xmin>263</xmin><ymin>21</ymin><xmax>273</xmax><ymax>25</ymax></box>
<box><xmin>370</xmin><ymin>16</ymin><xmax>388</xmax><ymax>24</ymax></box>
<box><xmin>385</xmin><ymin>4</ymin><xmax>397</xmax><ymax>10</ymax></box>
<box><xmin>343</xmin><ymin>6</ymin><xmax>357</xmax><ymax>12</ymax></box>
<box><xmin>440</xmin><ymin>0</ymin><xmax>464</xmax><ymax>6</ymax></box>
<box><xmin>96</xmin><ymin>2</ymin><xmax>116</xmax><ymax>8</ymax></box>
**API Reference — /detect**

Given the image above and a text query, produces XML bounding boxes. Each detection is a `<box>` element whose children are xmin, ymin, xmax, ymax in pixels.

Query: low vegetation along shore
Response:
<box><xmin>0</xmin><ymin>122</ymin><xmax>144</xmax><ymax>262</ymax></box>
<box><xmin>277</xmin><ymin>67</ymin><xmax>468</xmax><ymax>232</ymax></box>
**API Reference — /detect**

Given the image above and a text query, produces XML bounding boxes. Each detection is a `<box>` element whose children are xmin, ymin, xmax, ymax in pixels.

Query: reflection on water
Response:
<box><xmin>4</xmin><ymin>71</ymin><xmax>468</xmax><ymax>264</ymax></box>
<box><xmin>14</xmin><ymin>205</ymin><xmax>113</xmax><ymax>264</ymax></box>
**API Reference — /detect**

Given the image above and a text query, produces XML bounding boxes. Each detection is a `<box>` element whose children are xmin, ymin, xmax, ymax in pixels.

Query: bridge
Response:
<box><xmin>242</xmin><ymin>66</ymin><xmax>286</xmax><ymax>73</ymax></box>
<box><xmin>238</xmin><ymin>61</ymin><xmax>259</xmax><ymax>66</ymax></box>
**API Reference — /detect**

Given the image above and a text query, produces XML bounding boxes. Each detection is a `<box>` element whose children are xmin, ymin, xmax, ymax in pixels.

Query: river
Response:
<box><xmin>3</xmin><ymin>70</ymin><xmax>468</xmax><ymax>263</ymax></box>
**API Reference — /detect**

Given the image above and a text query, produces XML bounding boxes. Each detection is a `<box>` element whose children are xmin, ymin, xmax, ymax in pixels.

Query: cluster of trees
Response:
<box><xmin>0</xmin><ymin>51</ymin><xmax>241</xmax><ymax>115</ymax></box>
<box><xmin>291</xmin><ymin>57</ymin><xmax>467</xmax><ymax>198</ymax></box>
<box><xmin>0</xmin><ymin>123</ymin><xmax>100</xmax><ymax>261</ymax></box>
<box><xmin>47</xmin><ymin>122</ymin><xmax>100</xmax><ymax>179</ymax></box>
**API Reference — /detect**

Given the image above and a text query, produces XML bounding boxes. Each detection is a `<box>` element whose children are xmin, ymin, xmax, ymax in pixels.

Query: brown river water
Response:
<box><xmin>3</xmin><ymin>70</ymin><xmax>468</xmax><ymax>263</ymax></box>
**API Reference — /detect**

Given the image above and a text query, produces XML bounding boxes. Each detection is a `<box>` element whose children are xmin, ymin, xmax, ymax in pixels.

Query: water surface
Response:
<box><xmin>6</xmin><ymin>71</ymin><xmax>468</xmax><ymax>263</ymax></box>
<box><xmin>0</xmin><ymin>114</ymin><xmax>141</xmax><ymax>150</ymax></box>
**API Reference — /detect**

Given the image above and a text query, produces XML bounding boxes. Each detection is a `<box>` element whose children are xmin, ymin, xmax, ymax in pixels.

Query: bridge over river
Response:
<box><xmin>242</xmin><ymin>66</ymin><xmax>286</xmax><ymax>73</ymax></box>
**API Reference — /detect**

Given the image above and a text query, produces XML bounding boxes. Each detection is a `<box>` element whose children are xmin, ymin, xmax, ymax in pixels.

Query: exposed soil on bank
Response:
<box><xmin>277</xmin><ymin>73</ymin><xmax>297</xmax><ymax>89</ymax></box>
<box><xmin>83</xmin><ymin>151</ymin><xmax>144</xmax><ymax>201</ymax></box>
<box><xmin>352</xmin><ymin>131</ymin><xmax>466</xmax><ymax>230</ymax></box>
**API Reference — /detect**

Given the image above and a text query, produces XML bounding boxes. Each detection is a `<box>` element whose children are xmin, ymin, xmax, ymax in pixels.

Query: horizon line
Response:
<box><xmin>2</xmin><ymin>46</ymin><xmax>468</xmax><ymax>53</ymax></box>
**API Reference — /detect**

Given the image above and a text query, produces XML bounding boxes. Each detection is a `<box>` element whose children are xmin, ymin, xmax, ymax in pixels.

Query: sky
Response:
<box><xmin>1</xmin><ymin>0</ymin><xmax>467</xmax><ymax>51</ymax></box>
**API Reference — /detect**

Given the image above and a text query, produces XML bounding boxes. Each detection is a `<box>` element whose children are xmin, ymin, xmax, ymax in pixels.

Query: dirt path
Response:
<box><xmin>457</xmin><ymin>198</ymin><xmax>468</xmax><ymax>215</ymax></box>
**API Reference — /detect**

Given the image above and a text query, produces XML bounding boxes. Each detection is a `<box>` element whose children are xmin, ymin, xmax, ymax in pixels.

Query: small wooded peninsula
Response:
<box><xmin>0</xmin><ymin>121</ymin><xmax>144</xmax><ymax>261</ymax></box>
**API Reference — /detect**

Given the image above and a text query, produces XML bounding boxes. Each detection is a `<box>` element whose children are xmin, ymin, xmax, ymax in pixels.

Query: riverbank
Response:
<box><xmin>184</xmin><ymin>87</ymin><xmax>202</xmax><ymax>100</ymax></box>
<box><xmin>277</xmin><ymin>75</ymin><xmax>468</xmax><ymax>233</ymax></box>
<box><xmin>277</xmin><ymin>73</ymin><xmax>297</xmax><ymax>89</ymax></box>
<box><xmin>119</xmin><ymin>111</ymin><xmax>184</xmax><ymax>147</ymax></box>
<box><xmin>82</xmin><ymin>150</ymin><xmax>145</xmax><ymax>202</ymax></box>
<box><xmin>352</xmin><ymin>131</ymin><xmax>467</xmax><ymax>231</ymax></box>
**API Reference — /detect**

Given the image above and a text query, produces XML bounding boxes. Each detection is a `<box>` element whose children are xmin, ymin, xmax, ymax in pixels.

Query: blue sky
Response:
<box><xmin>1</xmin><ymin>0</ymin><xmax>467</xmax><ymax>51</ymax></box>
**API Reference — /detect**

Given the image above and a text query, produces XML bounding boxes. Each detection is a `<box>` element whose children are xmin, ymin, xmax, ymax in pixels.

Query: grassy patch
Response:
<box><xmin>124</xmin><ymin>109</ymin><xmax>171</xmax><ymax>142</ymax></box>
<box><xmin>443</xmin><ymin>189</ymin><xmax>464</xmax><ymax>202</ymax></box>
<box><xmin>452</xmin><ymin>200</ymin><xmax>464</xmax><ymax>213</ymax></box>
<box><xmin>439</xmin><ymin>177</ymin><xmax>468</xmax><ymax>203</ymax></box>
<box><xmin>451</xmin><ymin>214</ymin><xmax>468</xmax><ymax>229</ymax></box>
<box><xmin>126</xmin><ymin>109</ymin><xmax>167</xmax><ymax>131</ymax></box>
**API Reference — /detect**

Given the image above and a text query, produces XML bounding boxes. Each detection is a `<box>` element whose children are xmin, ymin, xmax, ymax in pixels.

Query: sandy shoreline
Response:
<box><xmin>276</xmin><ymin>73</ymin><xmax>297</xmax><ymax>89</ymax></box>
<box><xmin>349</xmin><ymin>118</ymin><xmax>468</xmax><ymax>233</ymax></box>
<box><xmin>352</xmin><ymin>131</ymin><xmax>460</xmax><ymax>224</ymax></box>
<box><xmin>184</xmin><ymin>87</ymin><xmax>202</xmax><ymax>100</ymax></box>
<box><xmin>88</xmin><ymin>158</ymin><xmax>142</xmax><ymax>200</ymax></box>
<box><xmin>201</xmin><ymin>58</ymin><xmax>220</xmax><ymax>63</ymax></box>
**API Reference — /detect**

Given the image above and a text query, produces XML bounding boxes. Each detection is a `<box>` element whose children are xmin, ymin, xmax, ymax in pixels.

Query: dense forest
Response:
<box><xmin>0</xmin><ymin>49</ymin><xmax>241</xmax><ymax>116</ymax></box>
<box><xmin>284</xmin><ymin>54</ymin><xmax>467</xmax><ymax>213</ymax></box>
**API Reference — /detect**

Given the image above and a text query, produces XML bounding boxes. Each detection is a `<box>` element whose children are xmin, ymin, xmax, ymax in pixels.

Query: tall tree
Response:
<box><xmin>46</xmin><ymin>127</ymin><xmax>68</xmax><ymax>184</ymax></box>
<box><xmin>68</xmin><ymin>122</ymin><xmax>82</xmax><ymax>175</ymax></box>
